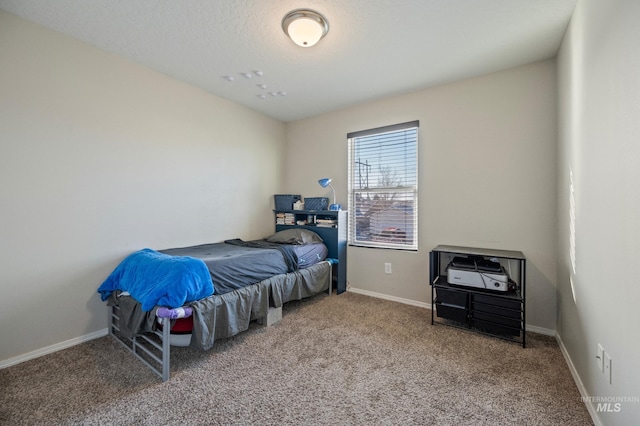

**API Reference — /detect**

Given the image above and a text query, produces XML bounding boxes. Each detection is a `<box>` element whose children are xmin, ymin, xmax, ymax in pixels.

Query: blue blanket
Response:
<box><xmin>98</xmin><ymin>248</ymin><xmax>214</xmax><ymax>311</ymax></box>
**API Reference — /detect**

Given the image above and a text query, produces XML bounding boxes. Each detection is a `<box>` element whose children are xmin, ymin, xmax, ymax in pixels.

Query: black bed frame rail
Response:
<box><xmin>110</xmin><ymin>304</ymin><xmax>171</xmax><ymax>381</ymax></box>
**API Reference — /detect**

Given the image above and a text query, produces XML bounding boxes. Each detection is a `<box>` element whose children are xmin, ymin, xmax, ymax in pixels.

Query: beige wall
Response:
<box><xmin>5</xmin><ymin>3</ymin><xmax>638</xmax><ymax>422</ymax></box>
<box><xmin>557</xmin><ymin>0</ymin><xmax>640</xmax><ymax>424</ymax></box>
<box><xmin>285</xmin><ymin>60</ymin><xmax>558</xmax><ymax>331</ymax></box>
<box><xmin>0</xmin><ymin>11</ymin><xmax>285</xmax><ymax>363</ymax></box>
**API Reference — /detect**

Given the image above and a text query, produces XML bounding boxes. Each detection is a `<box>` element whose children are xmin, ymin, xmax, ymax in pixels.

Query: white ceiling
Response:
<box><xmin>0</xmin><ymin>0</ymin><xmax>576</xmax><ymax>122</ymax></box>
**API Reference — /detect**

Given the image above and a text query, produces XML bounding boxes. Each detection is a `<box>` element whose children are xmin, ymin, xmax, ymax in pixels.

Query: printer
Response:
<box><xmin>446</xmin><ymin>256</ymin><xmax>510</xmax><ymax>292</ymax></box>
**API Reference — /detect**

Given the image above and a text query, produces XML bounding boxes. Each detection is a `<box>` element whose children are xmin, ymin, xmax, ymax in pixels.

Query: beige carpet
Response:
<box><xmin>0</xmin><ymin>292</ymin><xmax>592</xmax><ymax>425</ymax></box>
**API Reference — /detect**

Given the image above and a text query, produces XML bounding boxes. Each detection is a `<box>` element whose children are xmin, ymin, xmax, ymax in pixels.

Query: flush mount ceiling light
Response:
<box><xmin>282</xmin><ymin>9</ymin><xmax>329</xmax><ymax>47</ymax></box>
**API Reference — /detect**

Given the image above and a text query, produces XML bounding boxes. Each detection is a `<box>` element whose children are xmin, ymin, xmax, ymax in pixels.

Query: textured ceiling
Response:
<box><xmin>0</xmin><ymin>0</ymin><xmax>576</xmax><ymax>122</ymax></box>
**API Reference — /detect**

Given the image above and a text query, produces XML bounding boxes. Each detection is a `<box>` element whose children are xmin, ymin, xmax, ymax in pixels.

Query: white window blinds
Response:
<box><xmin>347</xmin><ymin>121</ymin><xmax>418</xmax><ymax>250</ymax></box>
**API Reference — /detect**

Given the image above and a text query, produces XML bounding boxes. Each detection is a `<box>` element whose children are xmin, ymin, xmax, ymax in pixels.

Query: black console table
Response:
<box><xmin>429</xmin><ymin>245</ymin><xmax>526</xmax><ymax>347</ymax></box>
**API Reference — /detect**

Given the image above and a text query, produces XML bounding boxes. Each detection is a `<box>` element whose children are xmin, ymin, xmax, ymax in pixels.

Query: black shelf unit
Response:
<box><xmin>429</xmin><ymin>245</ymin><xmax>526</xmax><ymax>347</ymax></box>
<box><xmin>274</xmin><ymin>209</ymin><xmax>347</xmax><ymax>294</ymax></box>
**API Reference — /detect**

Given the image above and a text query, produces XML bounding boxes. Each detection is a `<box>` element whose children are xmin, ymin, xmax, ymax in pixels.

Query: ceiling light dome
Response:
<box><xmin>282</xmin><ymin>9</ymin><xmax>329</xmax><ymax>47</ymax></box>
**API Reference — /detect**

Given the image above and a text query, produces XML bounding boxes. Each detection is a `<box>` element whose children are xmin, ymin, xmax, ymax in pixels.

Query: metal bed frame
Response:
<box><xmin>110</xmin><ymin>303</ymin><xmax>172</xmax><ymax>381</ymax></box>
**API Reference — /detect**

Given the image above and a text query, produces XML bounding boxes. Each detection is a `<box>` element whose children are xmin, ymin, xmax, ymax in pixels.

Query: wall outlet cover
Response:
<box><xmin>597</xmin><ymin>343</ymin><xmax>604</xmax><ymax>372</ymax></box>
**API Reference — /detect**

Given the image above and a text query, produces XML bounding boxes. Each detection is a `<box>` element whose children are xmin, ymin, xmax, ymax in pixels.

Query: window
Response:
<box><xmin>347</xmin><ymin>121</ymin><xmax>418</xmax><ymax>250</ymax></box>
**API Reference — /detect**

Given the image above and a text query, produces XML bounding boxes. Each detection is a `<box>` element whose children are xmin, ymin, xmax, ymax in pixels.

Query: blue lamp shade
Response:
<box><xmin>317</xmin><ymin>178</ymin><xmax>341</xmax><ymax>211</ymax></box>
<box><xmin>317</xmin><ymin>178</ymin><xmax>331</xmax><ymax>188</ymax></box>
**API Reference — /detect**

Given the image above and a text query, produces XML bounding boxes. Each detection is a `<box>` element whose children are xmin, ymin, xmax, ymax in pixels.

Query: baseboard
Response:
<box><xmin>525</xmin><ymin>324</ymin><xmax>556</xmax><ymax>336</ymax></box>
<box><xmin>347</xmin><ymin>287</ymin><xmax>431</xmax><ymax>309</ymax></box>
<box><xmin>347</xmin><ymin>287</ymin><xmax>558</xmax><ymax>337</ymax></box>
<box><xmin>0</xmin><ymin>328</ymin><xmax>109</xmax><ymax>369</ymax></box>
<box><xmin>556</xmin><ymin>332</ymin><xmax>602</xmax><ymax>426</ymax></box>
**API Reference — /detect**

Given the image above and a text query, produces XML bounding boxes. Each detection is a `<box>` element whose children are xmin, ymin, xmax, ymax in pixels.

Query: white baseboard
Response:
<box><xmin>347</xmin><ymin>287</ymin><xmax>431</xmax><ymax>310</ymax></box>
<box><xmin>556</xmin><ymin>333</ymin><xmax>602</xmax><ymax>426</ymax></box>
<box><xmin>347</xmin><ymin>287</ymin><xmax>558</xmax><ymax>337</ymax></box>
<box><xmin>0</xmin><ymin>328</ymin><xmax>109</xmax><ymax>369</ymax></box>
<box><xmin>526</xmin><ymin>324</ymin><xmax>556</xmax><ymax>336</ymax></box>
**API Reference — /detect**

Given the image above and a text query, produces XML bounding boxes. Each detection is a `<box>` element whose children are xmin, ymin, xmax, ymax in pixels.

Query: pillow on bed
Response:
<box><xmin>266</xmin><ymin>229</ymin><xmax>323</xmax><ymax>245</ymax></box>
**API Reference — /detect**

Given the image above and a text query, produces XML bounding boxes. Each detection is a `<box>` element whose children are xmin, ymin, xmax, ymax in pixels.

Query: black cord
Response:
<box><xmin>473</xmin><ymin>259</ymin><xmax>508</xmax><ymax>289</ymax></box>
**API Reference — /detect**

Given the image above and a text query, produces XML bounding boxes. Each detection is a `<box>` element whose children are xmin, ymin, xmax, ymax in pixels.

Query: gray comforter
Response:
<box><xmin>161</xmin><ymin>242</ymin><xmax>291</xmax><ymax>295</ymax></box>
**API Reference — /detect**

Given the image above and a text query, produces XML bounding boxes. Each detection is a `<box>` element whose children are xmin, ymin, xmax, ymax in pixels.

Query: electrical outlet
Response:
<box><xmin>605</xmin><ymin>352</ymin><xmax>612</xmax><ymax>384</ymax></box>
<box><xmin>597</xmin><ymin>343</ymin><xmax>604</xmax><ymax>372</ymax></box>
<box><xmin>384</xmin><ymin>263</ymin><xmax>392</xmax><ymax>274</ymax></box>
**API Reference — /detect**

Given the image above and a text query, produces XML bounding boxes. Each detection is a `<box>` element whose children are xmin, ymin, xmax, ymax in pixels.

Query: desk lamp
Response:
<box><xmin>318</xmin><ymin>178</ymin><xmax>341</xmax><ymax>211</ymax></box>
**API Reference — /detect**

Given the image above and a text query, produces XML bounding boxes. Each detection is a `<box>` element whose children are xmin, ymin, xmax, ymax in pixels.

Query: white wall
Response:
<box><xmin>0</xmin><ymin>10</ymin><xmax>285</xmax><ymax>363</ymax></box>
<box><xmin>557</xmin><ymin>0</ymin><xmax>640</xmax><ymax>424</ymax></box>
<box><xmin>285</xmin><ymin>60</ymin><xmax>558</xmax><ymax>331</ymax></box>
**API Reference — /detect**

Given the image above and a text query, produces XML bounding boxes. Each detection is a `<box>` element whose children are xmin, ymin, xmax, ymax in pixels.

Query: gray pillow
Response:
<box><xmin>266</xmin><ymin>229</ymin><xmax>324</xmax><ymax>245</ymax></box>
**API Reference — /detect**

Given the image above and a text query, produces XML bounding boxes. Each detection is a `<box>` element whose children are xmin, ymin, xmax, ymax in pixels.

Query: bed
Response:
<box><xmin>98</xmin><ymin>229</ymin><xmax>332</xmax><ymax>381</ymax></box>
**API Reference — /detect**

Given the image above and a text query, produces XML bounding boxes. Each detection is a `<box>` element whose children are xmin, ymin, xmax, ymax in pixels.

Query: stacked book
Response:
<box><xmin>316</xmin><ymin>218</ymin><xmax>337</xmax><ymax>228</ymax></box>
<box><xmin>276</xmin><ymin>212</ymin><xmax>296</xmax><ymax>225</ymax></box>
